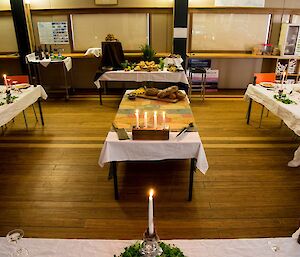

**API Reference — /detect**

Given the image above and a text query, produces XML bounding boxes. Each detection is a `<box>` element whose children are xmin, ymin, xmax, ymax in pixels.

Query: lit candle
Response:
<box><xmin>153</xmin><ymin>111</ymin><xmax>157</xmax><ymax>129</ymax></box>
<box><xmin>281</xmin><ymin>71</ymin><xmax>286</xmax><ymax>90</ymax></box>
<box><xmin>144</xmin><ymin>111</ymin><xmax>148</xmax><ymax>128</ymax></box>
<box><xmin>148</xmin><ymin>189</ymin><xmax>154</xmax><ymax>236</ymax></box>
<box><xmin>162</xmin><ymin>111</ymin><xmax>166</xmax><ymax>129</ymax></box>
<box><xmin>135</xmin><ymin>109</ymin><xmax>139</xmax><ymax>128</ymax></box>
<box><xmin>3</xmin><ymin>74</ymin><xmax>8</xmax><ymax>89</ymax></box>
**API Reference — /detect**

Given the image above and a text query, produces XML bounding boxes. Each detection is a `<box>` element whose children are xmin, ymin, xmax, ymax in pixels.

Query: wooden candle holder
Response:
<box><xmin>132</xmin><ymin>127</ymin><xmax>169</xmax><ymax>140</ymax></box>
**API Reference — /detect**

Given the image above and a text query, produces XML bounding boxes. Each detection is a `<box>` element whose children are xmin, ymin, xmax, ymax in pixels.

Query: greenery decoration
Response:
<box><xmin>141</xmin><ymin>44</ymin><xmax>156</xmax><ymax>61</ymax></box>
<box><xmin>115</xmin><ymin>242</ymin><xmax>185</xmax><ymax>257</ymax></box>
<box><xmin>273</xmin><ymin>93</ymin><xmax>296</xmax><ymax>104</ymax></box>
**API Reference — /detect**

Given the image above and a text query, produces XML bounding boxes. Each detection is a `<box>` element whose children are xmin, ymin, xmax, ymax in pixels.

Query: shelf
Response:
<box><xmin>187</xmin><ymin>53</ymin><xmax>281</xmax><ymax>59</ymax></box>
<box><xmin>0</xmin><ymin>54</ymin><xmax>20</xmax><ymax>59</ymax></box>
<box><xmin>64</xmin><ymin>52</ymin><xmax>171</xmax><ymax>58</ymax></box>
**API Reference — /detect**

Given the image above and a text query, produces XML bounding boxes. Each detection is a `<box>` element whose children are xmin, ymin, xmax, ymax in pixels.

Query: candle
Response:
<box><xmin>135</xmin><ymin>109</ymin><xmax>139</xmax><ymax>128</ymax></box>
<box><xmin>148</xmin><ymin>189</ymin><xmax>154</xmax><ymax>236</ymax></box>
<box><xmin>281</xmin><ymin>71</ymin><xmax>286</xmax><ymax>90</ymax></box>
<box><xmin>144</xmin><ymin>111</ymin><xmax>148</xmax><ymax>128</ymax></box>
<box><xmin>162</xmin><ymin>111</ymin><xmax>166</xmax><ymax>129</ymax></box>
<box><xmin>153</xmin><ymin>111</ymin><xmax>157</xmax><ymax>129</ymax></box>
<box><xmin>3</xmin><ymin>74</ymin><xmax>8</xmax><ymax>89</ymax></box>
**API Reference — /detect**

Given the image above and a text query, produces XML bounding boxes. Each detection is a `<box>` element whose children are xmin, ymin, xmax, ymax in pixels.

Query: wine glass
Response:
<box><xmin>6</xmin><ymin>229</ymin><xmax>28</xmax><ymax>256</ymax></box>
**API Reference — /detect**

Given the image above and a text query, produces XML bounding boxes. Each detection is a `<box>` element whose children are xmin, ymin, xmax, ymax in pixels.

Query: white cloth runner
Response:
<box><xmin>0</xmin><ymin>85</ymin><xmax>47</xmax><ymax>127</ymax></box>
<box><xmin>26</xmin><ymin>54</ymin><xmax>73</xmax><ymax>71</ymax></box>
<box><xmin>99</xmin><ymin>131</ymin><xmax>209</xmax><ymax>174</ymax></box>
<box><xmin>0</xmin><ymin>237</ymin><xmax>299</xmax><ymax>257</ymax></box>
<box><xmin>244</xmin><ymin>84</ymin><xmax>300</xmax><ymax>167</ymax></box>
<box><xmin>94</xmin><ymin>69</ymin><xmax>189</xmax><ymax>89</ymax></box>
<box><xmin>84</xmin><ymin>48</ymin><xmax>102</xmax><ymax>57</ymax></box>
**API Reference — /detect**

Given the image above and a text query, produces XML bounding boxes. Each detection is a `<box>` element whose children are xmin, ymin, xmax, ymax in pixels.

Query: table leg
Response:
<box><xmin>63</xmin><ymin>63</ymin><xmax>69</xmax><ymax>100</ymax></box>
<box><xmin>246</xmin><ymin>98</ymin><xmax>253</xmax><ymax>125</ymax></box>
<box><xmin>38</xmin><ymin>98</ymin><xmax>45</xmax><ymax>126</ymax></box>
<box><xmin>188</xmin><ymin>158</ymin><xmax>196</xmax><ymax>201</ymax></box>
<box><xmin>22</xmin><ymin>111</ymin><xmax>28</xmax><ymax>129</ymax></box>
<box><xmin>99</xmin><ymin>83</ymin><xmax>103</xmax><ymax>105</ymax></box>
<box><xmin>110</xmin><ymin>161</ymin><xmax>119</xmax><ymax>200</ymax></box>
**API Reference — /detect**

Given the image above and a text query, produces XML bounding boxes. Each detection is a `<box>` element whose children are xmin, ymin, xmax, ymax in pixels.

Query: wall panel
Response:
<box><xmin>0</xmin><ymin>15</ymin><xmax>18</xmax><ymax>53</ymax></box>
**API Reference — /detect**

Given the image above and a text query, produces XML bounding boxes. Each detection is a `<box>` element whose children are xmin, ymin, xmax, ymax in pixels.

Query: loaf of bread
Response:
<box><xmin>145</xmin><ymin>88</ymin><xmax>159</xmax><ymax>96</ymax></box>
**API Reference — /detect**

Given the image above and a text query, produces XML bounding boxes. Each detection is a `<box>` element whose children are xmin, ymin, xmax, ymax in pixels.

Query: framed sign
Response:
<box><xmin>38</xmin><ymin>21</ymin><xmax>69</xmax><ymax>44</ymax></box>
<box><xmin>215</xmin><ymin>0</ymin><xmax>265</xmax><ymax>7</ymax></box>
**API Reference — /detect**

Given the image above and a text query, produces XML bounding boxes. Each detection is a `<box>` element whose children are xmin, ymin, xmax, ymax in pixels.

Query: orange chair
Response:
<box><xmin>254</xmin><ymin>73</ymin><xmax>276</xmax><ymax>84</ymax></box>
<box><xmin>6</xmin><ymin>75</ymin><xmax>37</xmax><ymax>129</ymax></box>
<box><xmin>250</xmin><ymin>73</ymin><xmax>277</xmax><ymax>127</ymax></box>
<box><xmin>6</xmin><ymin>75</ymin><xmax>29</xmax><ymax>84</ymax></box>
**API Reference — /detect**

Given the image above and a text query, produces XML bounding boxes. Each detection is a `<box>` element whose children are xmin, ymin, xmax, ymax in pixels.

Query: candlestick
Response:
<box><xmin>148</xmin><ymin>189</ymin><xmax>154</xmax><ymax>236</ymax></box>
<box><xmin>144</xmin><ymin>111</ymin><xmax>148</xmax><ymax>128</ymax></box>
<box><xmin>153</xmin><ymin>111</ymin><xmax>157</xmax><ymax>129</ymax></box>
<box><xmin>162</xmin><ymin>111</ymin><xmax>166</xmax><ymax>129</ymax></box>
<box><xmin>135</xmin><ymin>109</ymin><xmax>140</xmax><ymax>128</ymax></box>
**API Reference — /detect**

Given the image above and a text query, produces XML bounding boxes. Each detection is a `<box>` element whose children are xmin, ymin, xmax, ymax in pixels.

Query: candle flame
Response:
<box><xmin>3</xmin><ymin>74</ymin><xmax>6</xmax><ymax>78</ymax></box>
<box><xmin>149</xmin><ymin>189</ymin><xmax>154</xmax><ymax>197</ymax></box>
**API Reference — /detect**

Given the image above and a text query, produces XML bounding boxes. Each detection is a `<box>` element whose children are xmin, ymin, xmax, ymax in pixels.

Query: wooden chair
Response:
<box><xmin>253</xmin><ymin>73</ymin><xmax>276</xmax><ymax>128</ymax></box>
<box><xmin>6</xmin><ymin>75</ymin><xmax>38</xmax><ymax>129</ymax></box>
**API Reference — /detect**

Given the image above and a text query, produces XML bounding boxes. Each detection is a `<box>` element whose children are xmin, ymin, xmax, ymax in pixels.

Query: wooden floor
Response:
<box><xmin>0</xmin><ymin>93</ymin><xmax>300</xmax><ymax>240</ymax></box>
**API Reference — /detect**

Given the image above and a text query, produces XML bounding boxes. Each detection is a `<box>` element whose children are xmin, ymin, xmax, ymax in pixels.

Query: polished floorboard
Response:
<box><xmin>0</xmin><ymin>93</ymin><xmax>300</xmax><ymax>239</ymax></box>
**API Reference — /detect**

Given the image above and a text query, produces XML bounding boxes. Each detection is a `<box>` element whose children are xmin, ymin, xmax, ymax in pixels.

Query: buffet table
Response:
<box><xmin>0</xmin><ymin>236</ymin><xmax>299</xmax><ymax>257</ymax></box>
<box><xmin>99</xmin><ymin>90</ymin><xmax>208</xmax><ymax>201</ymax></box>
<box><xmin>0</xmin><ymin>85</ymin><xmax>47</xmax><ymax>127</ymax></box>
<box><xmin>244</xmin><ymin>84</ymin><xmax>300</xmax><ymax>167</ymax></box>
<box><xmin>94</xmin><ymin>69</ymin><xmax>190</xmax><ymax>104</ymax></box>
<box><xmin>26</xmin><ymin>53</ymin><xmax>72</xmax><ymax>100</ymax></box>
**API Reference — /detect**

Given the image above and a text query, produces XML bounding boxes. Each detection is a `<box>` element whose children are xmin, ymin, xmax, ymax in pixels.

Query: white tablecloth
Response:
<box><xmin>94</xmin><ymin>69</ymin><xmax>189</xmax><ymax>89</ymax></box>
<box><xmin>26</xmin><ymin>53</ymin><xmax>73</xmax><ymax>71</ymax></box>
<box><xmin>99</xmin><ymin>131</ymin><xmax>209</xmax><ymax>174</ymax></box>
<box><xmin>84</xmin><ymin>48</ymin><xmax>102</xmax><ymax>57</ymax></box>
<box><xmin>0</xmin><ymin>237</ymin><xmax>299</xmax><ymax>257</ymax></box>
<box><xmin>0</xmin><ymin>85</ymin><xmax>47</xmax><ymax>127</ymax></box>
<box><xmin>244</xmin><ymin>84</ymin><xmax>300</xmax><ymax>167</ymax></box>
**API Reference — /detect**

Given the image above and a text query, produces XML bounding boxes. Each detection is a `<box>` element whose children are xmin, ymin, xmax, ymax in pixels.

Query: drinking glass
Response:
<box><xmin>6</xmin><ymin>229</ymin><xmax>28</xmax><ymax>256</ymax></box>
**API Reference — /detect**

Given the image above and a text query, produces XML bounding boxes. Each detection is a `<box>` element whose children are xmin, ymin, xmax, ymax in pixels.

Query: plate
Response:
<box><xmin>259</xmin><ymin>82</ymin><xmax>275</xmax><ymax>88</ymax></box>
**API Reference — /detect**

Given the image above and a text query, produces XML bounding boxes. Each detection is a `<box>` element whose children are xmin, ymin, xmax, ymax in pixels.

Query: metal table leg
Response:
<box><xmin>246</xmin><ymin>98</ymin><xmax>253</xmax><ymax>125</ymax></box>
<box><xmin>188</xmin><ymin>158</ymin><xmax>196</xmax><ymax>201</ymax></box>
<box><xmin>63</xmin><ymin>63</ymin><xmax>69</xmax><ymax>100</ymax></box>
<box><xmin>99</xmin><ymin>82</ymin><xmax>103</xmax><ymax>105</ymax></box>
<box><xmin>38</xmin><ymin>98</ymin><xmax>45</xmax><ymax>126</ymax></box>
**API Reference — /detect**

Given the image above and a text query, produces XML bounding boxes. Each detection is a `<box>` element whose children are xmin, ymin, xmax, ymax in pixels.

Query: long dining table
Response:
<box><xmin>0</xmin><ymin>235</ymin><xmax>299</xmax><ymax>257</ymax></box>
<box><xmin>244</xmin><ymin>83</ymin><xmax>300</xmax><ymax>167</ymax></box>
<box><xmin>99</xmin><ymin>90</ymin><xmax>208</xmax><ymax>201</ymax></box>
<box><xmin>94</xmin><ymin>69</ymin><xmax>190</xmax><ymax>105</ymax></box>
<box><xmin>0</xmin><ymin>85</ymin><xmax>47</xmax><ymax>128</ymax></box>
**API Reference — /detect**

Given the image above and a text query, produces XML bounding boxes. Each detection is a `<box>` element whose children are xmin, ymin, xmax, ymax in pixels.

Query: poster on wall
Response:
<box><xmin>38</xmin><ymin>22</ymin><xmax>69</xmax><ymax>44</ymax></box>
<box><xmin>215</xmin><ymin>0</ymin><xmax>265</xmax><ymax>7</ymax></box>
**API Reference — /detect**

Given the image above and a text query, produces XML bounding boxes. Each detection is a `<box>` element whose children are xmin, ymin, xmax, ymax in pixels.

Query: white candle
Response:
<box><xmin>153</xmin><ymin>111</ymin><xmax>157</xmax><ymax>129</ymax></box>
<box><xmin>3</xmin><ymin>74</ymin><xmax>8</xmax><ymax>89</ymax></box>
<box><xmin>148</xmin><ymin>189</ymin><xmax>154</xmax><ymax>236</ymax></box>
<box><xmin>144</xmin><ymin>111</ymin><xmax>148</xmax><ymax>128</ymax></box>
<box><xmin>162</xmin><ymin>111</ymin><xmax>166</xmax><ymax>129</ymax></box>
<box><xmin>135</xmin><ymin>109</ymin><xmax>139</xmax><ymax>128</ymax></box>
<box><xmin>281</xmin><ymin>71</ymin><xmax>286</xmax><ymax>90</ymax></box>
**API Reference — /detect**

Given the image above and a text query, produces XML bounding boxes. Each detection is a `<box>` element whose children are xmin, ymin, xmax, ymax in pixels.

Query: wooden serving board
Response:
<box><xmin>136</xmin><ymin>94</ymin><xmax>179</xmax><ymax>103</ymax></box>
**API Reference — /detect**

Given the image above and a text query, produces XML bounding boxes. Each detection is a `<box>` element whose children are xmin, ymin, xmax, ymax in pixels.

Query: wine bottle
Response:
<box><xmin>45</xmin><ymin>44</ymin><xmax>49</xmax><ymax>59</ymax></box>
<box><xmin>49</xmin><ymin>45</ymin><xmax>54</xmax><ymax>58</ymax></box>
<box><xmin>34</xmin><ymin>46</ymin><xmax>39</xmax><ymax>60</ymax></box>
<box><xmin>38</xmin><ymin>46</ymin><xmax>43</xmax><ymax>60</ymax></box>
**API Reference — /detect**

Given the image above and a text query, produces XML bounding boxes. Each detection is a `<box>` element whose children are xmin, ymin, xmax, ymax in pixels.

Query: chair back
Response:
<box><xmin>6</xmin><ymin>75</ymin><xmax>29</xmax><ymax>84</ymax></box>
<box><xmin>254</xmin><ymin>73</ymin><xmax>276</xmax><ymax>84</ymax></box>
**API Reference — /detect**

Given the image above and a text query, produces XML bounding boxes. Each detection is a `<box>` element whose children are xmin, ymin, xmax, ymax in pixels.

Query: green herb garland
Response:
<box><xmin>273</xmin><ymin>94</ymin><xmax>296</xmax><ymax>104</ymax></box>
<box><xmin>115</xmin><ymin>242</ymin><xmax>185</xmax><ymax>257</ymax></box>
